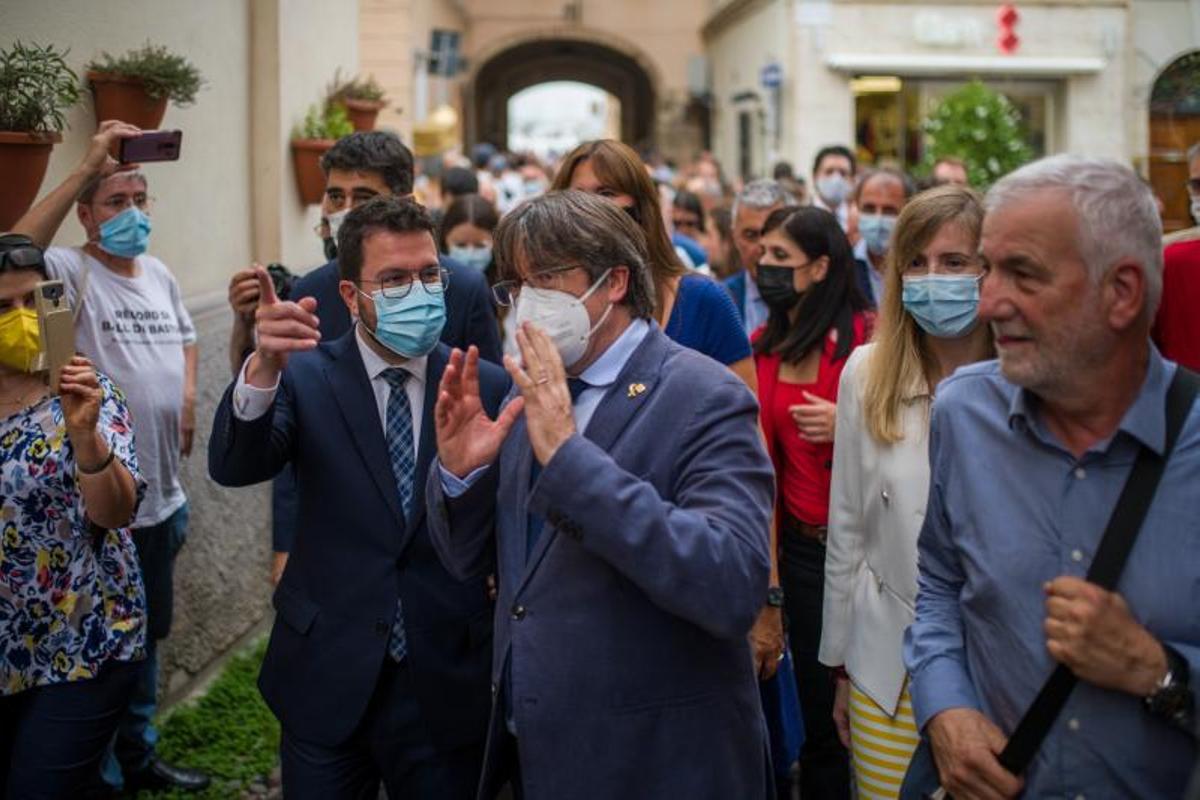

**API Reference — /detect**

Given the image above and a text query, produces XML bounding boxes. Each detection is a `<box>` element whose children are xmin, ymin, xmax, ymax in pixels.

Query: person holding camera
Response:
<box><xmin>0</xmin><ymin>234</ymin><xmax>147</xmax><ymax>797</ymax></box>
<box><xmin>13</xmin><ymin>120</ymin><xmax>209</xmax><ymax>794</ymax></box>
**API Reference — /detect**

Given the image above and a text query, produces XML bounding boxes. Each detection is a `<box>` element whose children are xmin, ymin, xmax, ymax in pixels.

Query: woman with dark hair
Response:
<box><xmin>438</xmin><ymin>193</ymin><xmax>512</xmax><ymax>355</ymax></box>
<box><xmin>753</xmin><ymin>206</ymin><xmax>872</xmax><ymax>800</ymax></box>
<box><xmin>0</xmin><ymin>234</ymin><xmax>147</xmax><ymax>796</ymax></box>
<box><xmin>551</xmin><ymin>140</ymin><xmax>756</xmax><ymax>390</ymax></box>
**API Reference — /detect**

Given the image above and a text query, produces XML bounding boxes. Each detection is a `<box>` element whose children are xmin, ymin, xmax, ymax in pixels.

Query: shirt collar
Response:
<box><xmin>1007</xmin><ymin>345</ymin><xmax>1170</xmax><ymax>455</ymax></box>
<box><xmin>745</xmin><ymin>274</ymin><xmax>764</xmax><ymax>305</ymax></box>
<box><xmin>355</xmin><ymin>323</ymin><xmax>427</xmax><ymax>385</ymax></box>
<box><xmin>577</xmin><ymin>318</ymin><xmax>650</xmax><ymax>389</ymax></box>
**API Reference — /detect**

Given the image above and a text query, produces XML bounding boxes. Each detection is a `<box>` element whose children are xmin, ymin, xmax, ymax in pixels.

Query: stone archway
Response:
<box><xmin>1149</xmin><ymin>50</ymin><xmax>1200</xmax><ymax>232</ymax></box>
<box><xmin>468</xmin><ymin>35</ymin><xmax>657</xmax><ymax>151</ymax></box>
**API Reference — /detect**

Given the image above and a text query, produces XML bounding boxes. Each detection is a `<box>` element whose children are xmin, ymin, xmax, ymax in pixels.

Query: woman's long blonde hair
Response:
<box><xmin>862</xmin><ymin>185</ymin><xmax>987</xmax><ymax>444</ymax></box>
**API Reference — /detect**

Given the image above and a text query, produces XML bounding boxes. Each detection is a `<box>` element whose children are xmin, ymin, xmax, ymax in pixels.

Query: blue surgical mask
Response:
<box><xmin>98</xmin><ymin>206</ymin><xmax>152</xmax><ymax>258</ymax></box>
<box><xmin>448</xmin><ymin>244</ymin><xmax>493</xmax><ymax>273</ymax></box>
<box><xmin>859</xmin><ymin>214</ymin><xmax>896</xmax><ymax>256</ymax></box>
<box><xmin>901</xmin><ymin>274</ymin><xmax>980</xmax><ymax>338</ymax></box>
<box><xmin>361</xmin><ymin>282</ymin><xmax>446</xmax><ymax>358</ymax></box>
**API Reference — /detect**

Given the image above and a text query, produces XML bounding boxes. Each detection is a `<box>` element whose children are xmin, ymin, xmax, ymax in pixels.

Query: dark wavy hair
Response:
<box><xmin>753</xmin><ymin>206</ymin><xmax>869</xmax><ymax>364</ymax></box>
<box><xmin>320</xmin><ymin>131</ymin><xmax>415</xmax><ymax>196</ymax></box>
<box><xmin>337</xmin><ymin>197</ymin><xmax>435</xmax><ymax>283</ymax></box>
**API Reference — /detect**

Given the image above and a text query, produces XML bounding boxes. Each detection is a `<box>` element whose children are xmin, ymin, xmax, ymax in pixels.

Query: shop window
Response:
<box><xmin>1149</xmin><ymin>51</ymin><xmax>1200</xmax><ymax>232</ymax></box>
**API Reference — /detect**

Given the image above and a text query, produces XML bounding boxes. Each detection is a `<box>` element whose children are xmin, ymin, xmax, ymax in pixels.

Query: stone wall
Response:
<box><xmin>159</xmin><ymin>297</ymin><xmax>274</xmax><ymax>703</ymax></box>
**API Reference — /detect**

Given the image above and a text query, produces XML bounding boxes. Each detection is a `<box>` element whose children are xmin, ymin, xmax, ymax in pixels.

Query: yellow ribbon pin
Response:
<box><xmin>627</xmin><ymin>382</ymin><xmax>646</xmax><ymax>398</ymax></box>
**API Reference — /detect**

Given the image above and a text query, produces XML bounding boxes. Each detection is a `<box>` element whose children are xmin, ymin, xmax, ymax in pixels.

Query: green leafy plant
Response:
<box><xmin>326</xmin><ymin>68</ymin><xmax>387</xmax><ymax>104</ymax></box>
<box><xmin>292</xmin><ymin>102</ymin><xmax>354</xmax><ymax>140</ymax></box>
<box><xmin>921</xmin><ymin>79</ymin><xmax>1034</xmax><ymax>188</ymax></box>
<box><xmin>135</xmin><ymin>638</ymin><xmax>279</xmax><ymax>799</ymax></box>
<box><xmin>0</xmin><ymin>41</ymin><xmax>81</xmax><ymax>133</ymax></box>
<box><xmin>86</xmin><ymin>43</ymin><xmax>204</xmax><ymax>106</ymax></box>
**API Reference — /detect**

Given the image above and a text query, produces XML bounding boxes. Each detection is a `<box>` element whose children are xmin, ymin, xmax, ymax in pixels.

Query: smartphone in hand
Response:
<box><xmin>35</xmin><ymin>280</ymin><xmax>75</xmax><ymax>393</ymax></box>
<box><xmin>119</xmin><ymin>130</ymin><xmax>183</xmax><ymax>164</ymax></box>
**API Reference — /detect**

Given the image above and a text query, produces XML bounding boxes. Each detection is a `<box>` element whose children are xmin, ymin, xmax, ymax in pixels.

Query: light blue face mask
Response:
<box><xmin>361</xmin><ymin>281</ymin><xmax>446</xmax><ymax>358</ymax></box>
<box><xmin>901</xmin><ymin>274</ymin><xmax>981</xmax><ymax>338</ymax></box>
<box><xmin>859</xmin><ymin>213</ymin><xmax>896</xmax><ymax>257</ymax></box>
<box><xmin>448</xmin><ymin>244</ymin><xmax>493</xmax><ymax>273</ymax></box>
<box><xmin>98</xmin><ymin>206</ymin><xmax>152</xmax><ymax>258</ymax></box>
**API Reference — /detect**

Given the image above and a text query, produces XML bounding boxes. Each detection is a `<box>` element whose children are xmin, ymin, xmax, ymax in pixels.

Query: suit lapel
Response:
<box><xmin>324</xmin><ymin>332</ymin><xmax>407</xmax><ymax>534</ymax></box>
<box><xmin>517</xmin><ymin>326</ymin><xmax>670</xmax><ymax>589</ymax></box>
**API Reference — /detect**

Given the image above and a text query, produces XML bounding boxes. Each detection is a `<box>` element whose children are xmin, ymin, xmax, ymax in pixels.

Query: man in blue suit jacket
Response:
<box><xmin>428</xmin><ymin>191</ymin><xmax>776</xmax><ymax>799</ymax></box>
<box><xmin>210</xmin><ymin>198</ymin><xmax>508</xmax><ymax>798</ymax></box>
<box><xmin>225</xmin><ymin>131</ymin><xmax>501</xmax><ymax>584</ymax></box>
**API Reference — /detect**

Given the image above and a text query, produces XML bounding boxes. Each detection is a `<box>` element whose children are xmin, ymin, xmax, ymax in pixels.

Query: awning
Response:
<box><xmin>826</xmin><ymin>53</ymin><xmax>1106</xmax><ymax>78</ymax></box>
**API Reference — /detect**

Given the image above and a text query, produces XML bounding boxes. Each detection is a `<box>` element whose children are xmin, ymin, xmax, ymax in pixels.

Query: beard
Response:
<box><xmin>993</xmin><ymin>289</ymin><xmax>1112</xmax><ymax>399</ymax></box>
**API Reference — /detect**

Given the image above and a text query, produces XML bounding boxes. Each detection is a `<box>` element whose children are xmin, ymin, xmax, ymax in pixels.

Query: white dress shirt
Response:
<box><xmin>232</xmin><ymin>324</ymin><xmax>427</xmax><ymax>462</ymax></box>
<box><xmin>819</xmin><ymin>343</ymin><xmax>931</xmax><ymax>716</ymax></box>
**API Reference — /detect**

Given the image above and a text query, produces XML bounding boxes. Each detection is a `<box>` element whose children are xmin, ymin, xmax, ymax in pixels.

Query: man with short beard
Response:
<box><xmin>906</xmin><ymin>155</ymin><xmax>1200</xmax><ymax>798</ymax></box>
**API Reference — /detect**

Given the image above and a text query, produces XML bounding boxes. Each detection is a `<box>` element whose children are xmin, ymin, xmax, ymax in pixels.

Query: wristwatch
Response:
<box><xmin>766</xmin><ymin>586</ymin><xmax>785</xmax><ymax>608</ymax></box>
<box><xmin>1143</xmin><ymin>642</ymin><xmax>1194</xmax><ymax>731</ymax></box>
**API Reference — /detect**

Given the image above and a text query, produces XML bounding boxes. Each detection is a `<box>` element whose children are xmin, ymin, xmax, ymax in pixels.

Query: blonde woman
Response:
<box><xmin>819</xmin><ymin>186</ymin><xmax>994</xmax><ymax>799</ymax></box>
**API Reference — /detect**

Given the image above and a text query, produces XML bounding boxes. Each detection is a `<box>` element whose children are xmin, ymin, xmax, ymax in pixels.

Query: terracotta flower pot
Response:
<box><xmin>291</xmin><ymin>139</ymin><xmax>336</xmax><ymax>205</ymax></box>
<box><xmin>0</xmin><ymin>131</ymin><xmax>62</xmax><ymax>230</ymax></box>
<box><xmin>341</xmin><ymin>99</ymin><xmax>386</xmax><ymax>132</ymax></box>
<box><xmin>88</xmin><ymin>71</ymin><xmax>168</xmax><ymax>131</ymax></box>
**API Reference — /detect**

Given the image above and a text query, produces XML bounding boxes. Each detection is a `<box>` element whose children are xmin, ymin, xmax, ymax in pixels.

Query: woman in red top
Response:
<box><xmin>753</xmin><ymin>205</ymin><xmax>871</xmax><ymax>800</ymax></box>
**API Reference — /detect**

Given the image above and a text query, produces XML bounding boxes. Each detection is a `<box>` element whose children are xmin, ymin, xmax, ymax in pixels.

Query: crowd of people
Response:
<box><xmin>1</xmin><ymin>115</ymin><xmax>1199</xmax><ymax>800</ymax></box>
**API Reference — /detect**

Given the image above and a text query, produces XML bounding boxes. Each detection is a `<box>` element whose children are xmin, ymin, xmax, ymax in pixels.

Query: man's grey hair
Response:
<box><xmin>1187</xmin><ymin>141</ymin><xmax>1200</xmax><ymax>168</ymax></box>
<box><xmin>77</xmin><ymin>170</ymin><xmax>148</xmax><ymax>205</ymax></box>
<box><xmin>986</xmin><ymin>154</ymin><xmax>1163</xmax><ymax>318</ymax></box>
<box><xmin>732</xmin><ymin>179</ymin><xmax>797</xmax><ymax>222</ymax></box>
<box><xmin>493</xmin><ymin>190</ymin><xmax>656</xmax><ymax>319</ymax></box>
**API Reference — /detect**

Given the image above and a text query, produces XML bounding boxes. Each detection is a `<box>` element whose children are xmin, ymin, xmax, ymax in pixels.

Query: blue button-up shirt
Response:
<box><xmin>904</xmin><ymin>349</ymin><xmax>1199</xmax><ymax>797</ymax></box>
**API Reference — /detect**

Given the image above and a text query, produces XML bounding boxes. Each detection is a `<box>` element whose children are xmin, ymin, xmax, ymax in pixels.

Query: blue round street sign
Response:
<box><xmin>760</xmin><ymin>62</ymin><xmax>783</xmax><ymax>89</ymax></box>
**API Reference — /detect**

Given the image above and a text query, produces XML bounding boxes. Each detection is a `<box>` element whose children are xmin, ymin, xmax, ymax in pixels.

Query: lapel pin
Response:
<box><xmin>627</xmin><ymin>382</ymin><xmax>646</xmax><ymax>398</ymax></box>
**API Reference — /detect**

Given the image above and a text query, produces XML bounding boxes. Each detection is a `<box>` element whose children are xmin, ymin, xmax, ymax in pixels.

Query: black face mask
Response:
<box><xmin>756</xmin><ymin>264</ymin><xmax>801</xmax><ymax>311</ymax></box>
<box><xmin>323</xmin><ymin>236</ymin><xmax>338</xmax><ymax>262</ymax></box>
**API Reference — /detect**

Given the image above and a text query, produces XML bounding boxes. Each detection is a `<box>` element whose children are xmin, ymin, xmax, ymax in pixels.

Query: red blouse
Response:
<box><xmin>754</xmin><ymin>312</ymin><xmax>872</xmax><ymax>526</ymax></box>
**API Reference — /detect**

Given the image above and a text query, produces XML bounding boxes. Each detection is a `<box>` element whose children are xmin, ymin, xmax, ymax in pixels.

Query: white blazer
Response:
<box><xmin>819</xmin><ymin>344</ymin><xmax>931</xmax><ymax>716</ymax></box>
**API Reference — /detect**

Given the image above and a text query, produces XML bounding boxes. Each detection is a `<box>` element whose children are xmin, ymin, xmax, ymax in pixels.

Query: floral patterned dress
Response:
<box><xmin>0</xmin><ymin>373</ymin><xmax>147</xmax><ymax>696</ymax></box>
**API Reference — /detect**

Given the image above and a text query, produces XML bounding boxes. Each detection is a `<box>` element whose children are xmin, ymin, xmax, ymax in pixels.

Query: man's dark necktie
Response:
<box><xmin>525</xmin><ymin>377</ymin><xmax>589</xmax><ymax>557</ymax></box>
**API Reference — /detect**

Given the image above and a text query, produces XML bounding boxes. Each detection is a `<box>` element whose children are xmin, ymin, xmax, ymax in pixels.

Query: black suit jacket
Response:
<box><xmin>272</xmin><ymin>255</ymin><xmax>501</xmax><ymax>552</ymax></box>
<box><xmin>209</xmin><ymin>333</ymin><xmax>510</xmax><ymax>748</ymax></box>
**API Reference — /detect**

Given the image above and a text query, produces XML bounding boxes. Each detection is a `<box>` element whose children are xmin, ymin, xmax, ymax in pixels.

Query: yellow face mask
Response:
<box><xmin>0</xmin><ymin>307</ymin><xmax>42</xmax><ymax>373</ymax></box>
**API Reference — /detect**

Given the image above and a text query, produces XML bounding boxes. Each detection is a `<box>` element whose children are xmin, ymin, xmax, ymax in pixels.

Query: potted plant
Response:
<box><xmin>921</xmin><ymin>79</ymin><xmax>1034</xmax><ymax>189</ymax></box>
<box><xmin>328</xmin><ymin>70</ymin><xmax>389</xmax><ymax>132</ymax></box>
<box><xmin>85</xmin><ymin>43</ymin><xmax>203</xmax><ymax>130</ymax></box>
<box><xmin>290</xmin><ymin>103</ymin><xmax>354</xmax><ymax>205</ymax></box>
<box><xmin>0</xmin><ymin>41</ymin><xmax>81</xmax><ymax>230</ymax></box>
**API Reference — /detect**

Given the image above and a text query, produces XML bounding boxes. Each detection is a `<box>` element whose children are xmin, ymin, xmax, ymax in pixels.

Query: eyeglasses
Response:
<box><xmin>0</xmin><ymin>235</ymin><xmax>45</xmax><ymax>272</ymax></box>
<box><xmin>673</xmin><ymin>217</ymin><xmax>701</xmax><ymax>233</ymax></box>
<box><xmin>1187</xmin><ymin>178</ymin><xmax>1200</xmax><ymax>197</ymax></box>
<box><xmin>360</xmin><ymin>267</ymin><xmax>448</xmax><ymax>299</ymax></box>
<box><xmin>491</xmin><ymin>266</ymin><xmax>582</xmax><ymax>307</ymax></box>
<box><xmin>96</xmin><ymin>193</ymin><xmax>154</xmax><ymax>213</ymax></box>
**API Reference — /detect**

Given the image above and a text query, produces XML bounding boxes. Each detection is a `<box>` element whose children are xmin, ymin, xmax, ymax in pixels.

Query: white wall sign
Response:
<box><xmin>795</xmin><ymin>0</ymin><xmax>833</xmax><ymax>27</ymax></box>
<box><xmin>912</xmin><ymin>11</ymin><xmax>985</xmax><ymax>49</ymax></box>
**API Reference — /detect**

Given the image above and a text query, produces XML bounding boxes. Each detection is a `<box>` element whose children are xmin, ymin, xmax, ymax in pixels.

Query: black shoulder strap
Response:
<box><xmin>999</xmin><ymin>366</ymin><xmax>1199</xmax><ymax>775</ymax></box>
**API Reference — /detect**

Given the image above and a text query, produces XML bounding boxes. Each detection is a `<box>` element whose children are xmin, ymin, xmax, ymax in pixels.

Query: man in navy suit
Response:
<box><xmin>226</xmin><ymin>131</ymin><xmax>501</xmax><ymax>584</ymax></box>
<box><xmin>209</xmin><ymin>197</ymin><xmax>508</xmax><ymax>798</ymax></box>
<box><xmin>428</xmin><ymin>190</ymin><xmax>776</xmax><ymax>798</ymax></box>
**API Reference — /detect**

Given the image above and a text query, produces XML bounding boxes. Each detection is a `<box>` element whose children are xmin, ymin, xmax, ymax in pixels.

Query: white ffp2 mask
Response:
<box><xmin>514</xmin><ymin>269</ymin><xmax>612</xmax><ymax>368</ymax></box>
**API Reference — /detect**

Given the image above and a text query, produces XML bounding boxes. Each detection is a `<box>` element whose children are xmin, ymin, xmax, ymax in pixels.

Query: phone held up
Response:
<box><xmin>118</xmin><ymin>130</ymin><xmax>183</xmax><ymax>164</ymax></box>
<box><xmin>34</xmin><ymin>281</ymin><xmax>74</xmax><ymax>394</ymax></box>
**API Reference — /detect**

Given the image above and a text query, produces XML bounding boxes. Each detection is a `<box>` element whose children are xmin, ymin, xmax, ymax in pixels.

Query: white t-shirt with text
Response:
<box><xmin>45</xmin><ymin>247</ymin><xmax>195</xmax><ymax>528</ymax></box>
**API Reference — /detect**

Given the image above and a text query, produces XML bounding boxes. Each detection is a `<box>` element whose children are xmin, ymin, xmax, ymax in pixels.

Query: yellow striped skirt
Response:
<box><xmin>848</xmin><ymin>681</ymin><xmax>920</xmax><ymax>800</ymax></box>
